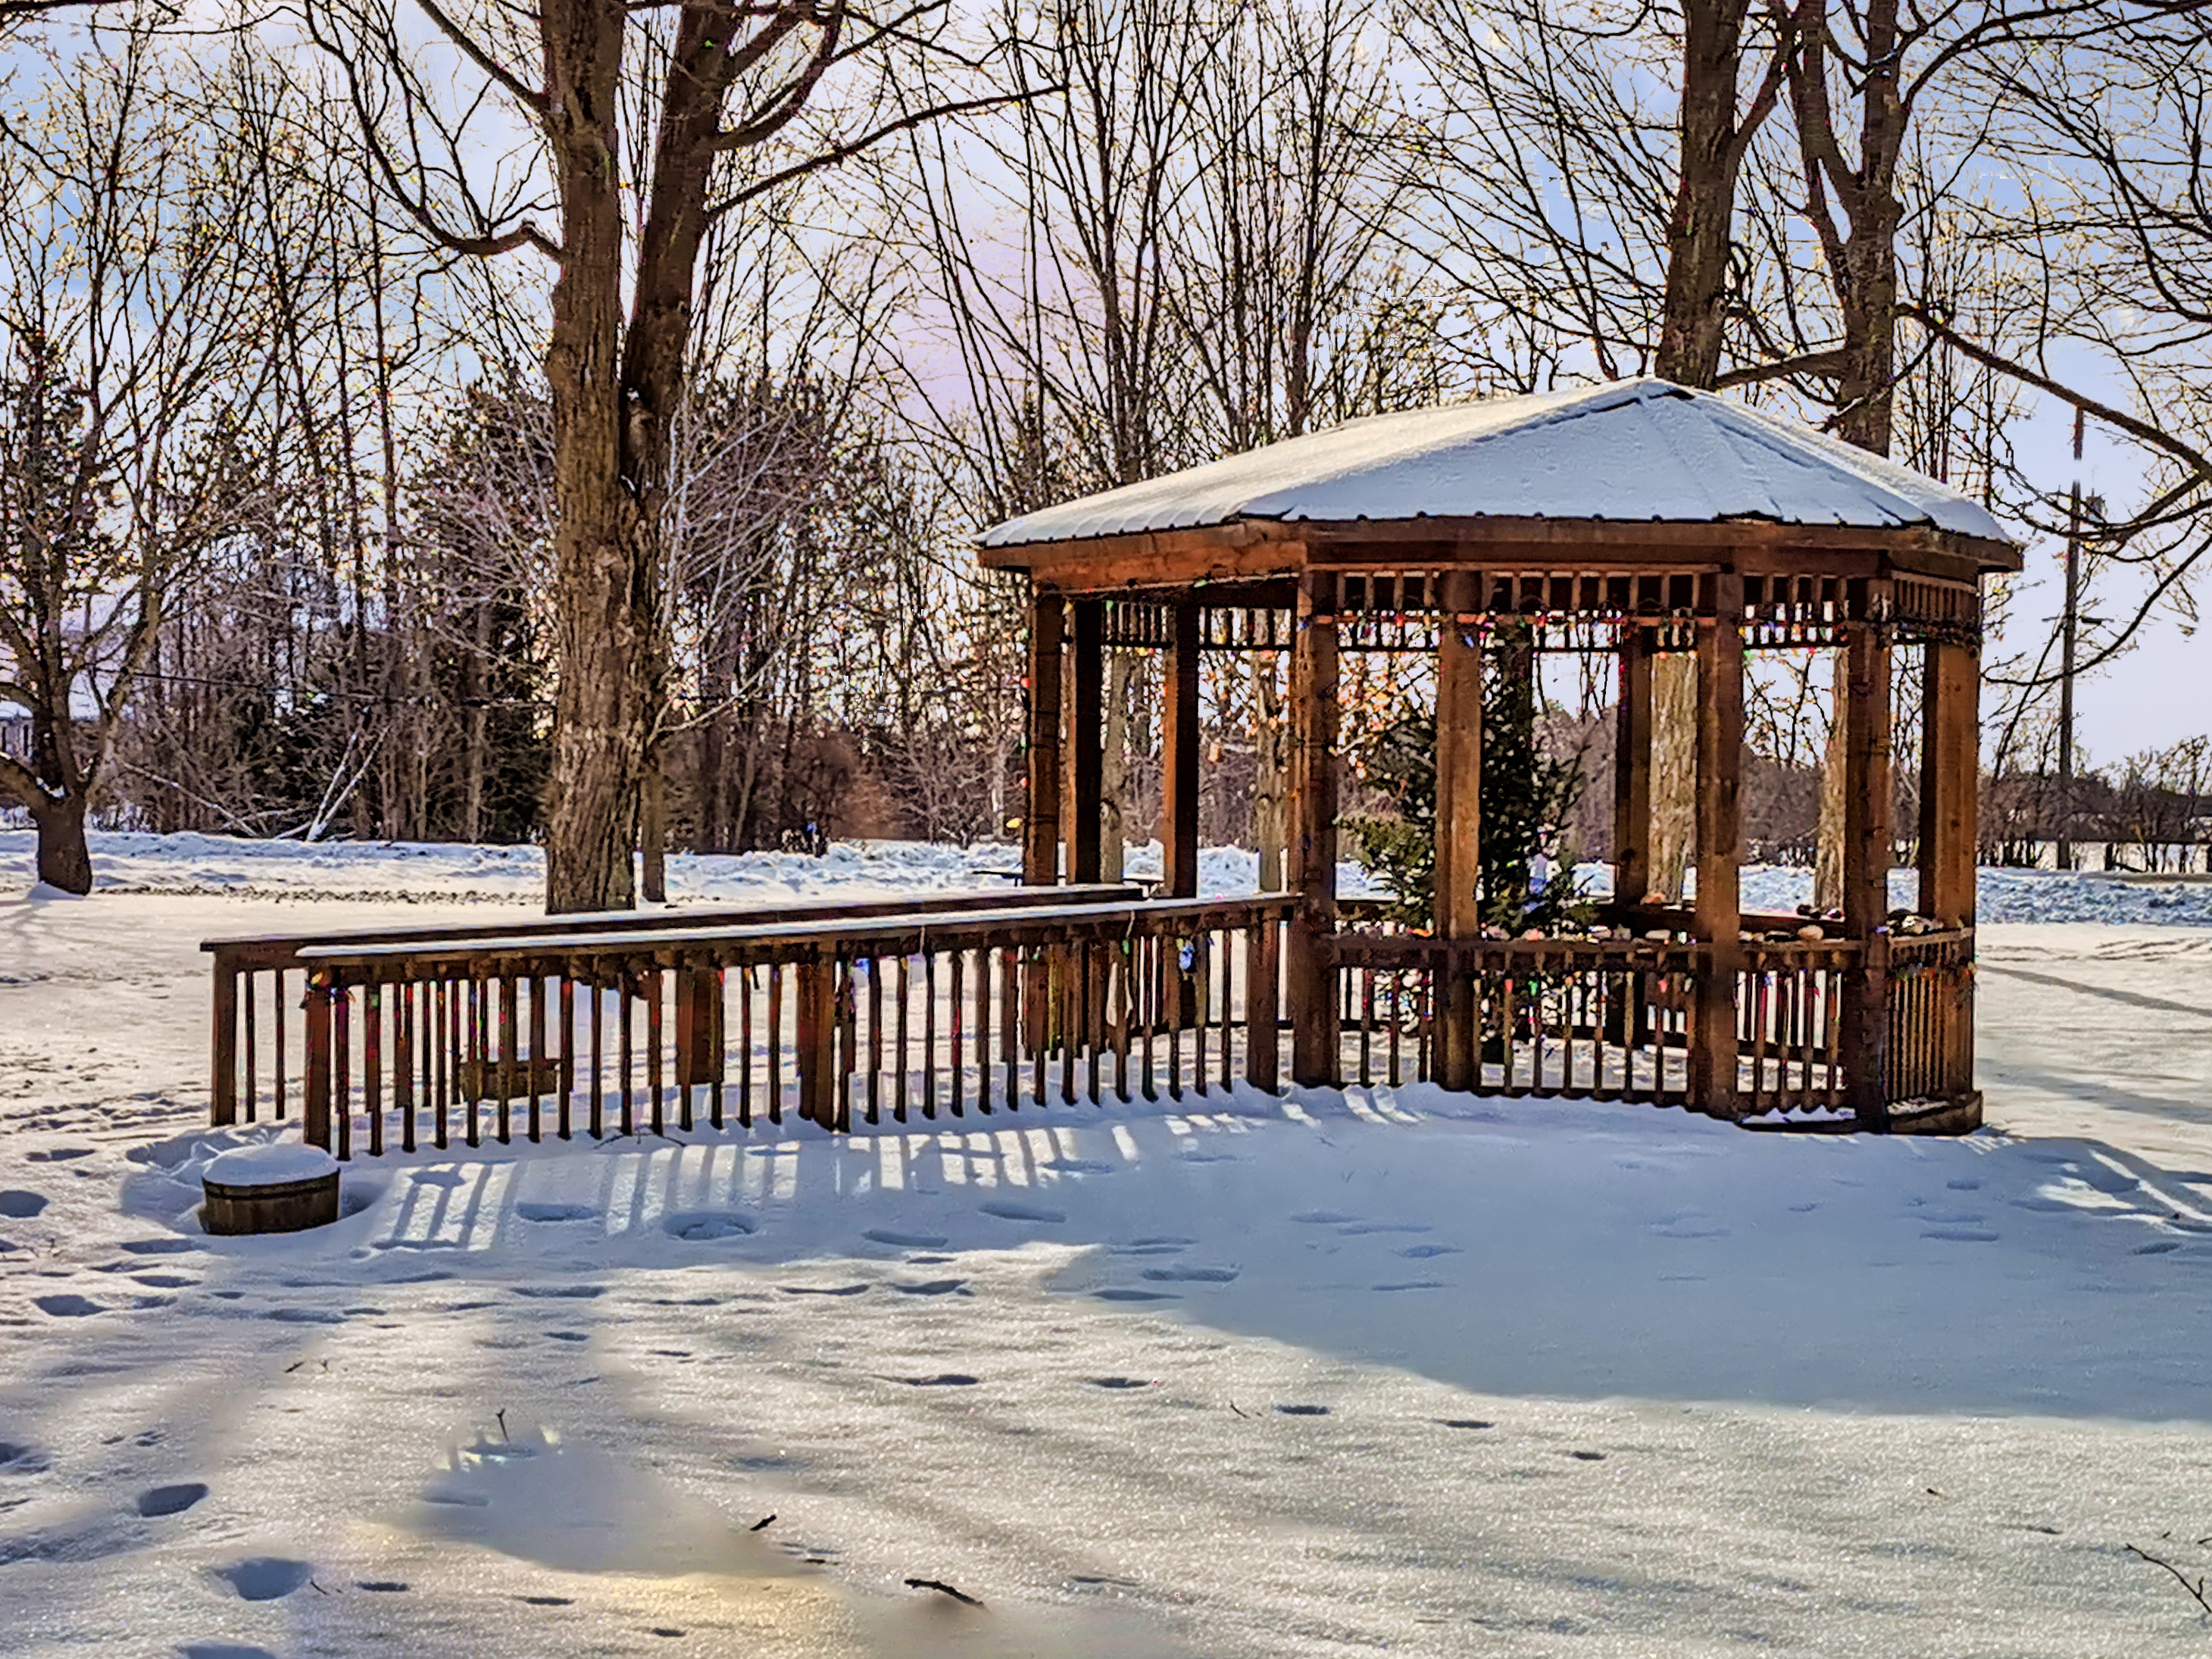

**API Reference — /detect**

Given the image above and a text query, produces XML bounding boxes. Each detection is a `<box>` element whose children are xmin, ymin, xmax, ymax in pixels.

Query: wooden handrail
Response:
<box><xmin>205</xmin><ymin>882</ymin><xmax>1147</xmax><ymax>1126</ymax></box>
<box><xmin>297</xmin><ymin>895</ymin><xmax>1292</xmax><ymax>972</ymax></box>
<box><xmin>204</xmin><ymin>881</ymin><xmax>1146</xmax><ymax>967</ymax></box>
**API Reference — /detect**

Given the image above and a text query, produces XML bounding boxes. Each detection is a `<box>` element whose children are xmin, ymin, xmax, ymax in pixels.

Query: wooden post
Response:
<box><xmin>1023</xmin><ymin>589</ymin><xmax>1064</xmax><ymax>885</ymax></box>
<box><xmin>1162</xmin><ymin>601</ymin><xmax>1201</xmax><ymax>898</ymax></box>
<box><xmin>1245</xmin><ymin>909</ymin><xmax>1281</xmax><ymax>1092</ymax></box>
<box><xmin>1287</xmin><ymin>569</ymin><xmax>1340</xmax><ymax>1086</ymax></box>
<box><xmin>1920</xmin><ymin>637</ymin><xmax>1979</xmax><ymax>929</ymax></box>
<box><xmin>1614</xmin><ymin>624</ymin><xmax>1655</xmax><ymax>907</ymax></box>
<box><xmin>1433</xmin><ymin>570</ymin><xmax>1482</xmax><ymax>1091</ymax></box>
<box><xmin>675</xmin><ymin>966</ymin><xmax>722</xmax><ymax>1087</ymax></box>
<box><xmin>304</xmin><ymin>973</ymin><xmax>333</xmax><ymax>1151</ymax></box>
<box><xmin>211</xmin><ymin>954</ymin><xmax>239</xmax><ymax>1126</ymax></box>
<box><xmin>1068</xmin><ymin>598</ymin><xmax>1104</xmax><ymax>885</ymax></box>
<box><xmin>1688</xmin><ymin>576</ymin><xmax>1745</xmax><ymax>1118</ymax></box>
<box><xmin>1841</xmin><ymin>617</ymin><xmax>1895</xmax><ymax>1126</ymax></box>
<box><xmin>794</xmin><ymin>956</ymin><xmax>838</xmax><ymax>1129</ymax></box>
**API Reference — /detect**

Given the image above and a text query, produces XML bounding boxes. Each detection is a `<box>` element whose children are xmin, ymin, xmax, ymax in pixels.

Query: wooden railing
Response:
<box><xmin>203</xmin><ymin>883</ymin><xmax>1141</xmax><ymax>1132</ymax></box>
<box><xmin>1885</xmin><ymin>928</ymin><xmax>1974</xmax><ymax>1105</ymax></box>
<box><xmin>207</xmin><ymin>890</ymin><xmax>1975</xmax><ymax>1150</ymax></box>
<box><xmin>1738</xmin><ymin>938</ymin><xmax>1857</xmax><ymax>1115</ymax></box>
<box><xmin>208</xmin><ymin>892</ymin><xmax>1292</xmax><ymax>1158</ymax></box>
<box><xmin>1328</xmin><ymin>926</ymin><xmax>1964</xmax><ymax>1120</ymax></box>
<box><xmin>1333</xmin><ymin>933</ymin><xmax>1700</xmax><ymax>1103</ymax></box>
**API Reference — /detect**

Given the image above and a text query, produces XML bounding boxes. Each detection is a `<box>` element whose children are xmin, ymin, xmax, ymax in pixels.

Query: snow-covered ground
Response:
<box><xmin>8</xmin><ymin>835</ymin><xmax>2212</xmax><ymax>1656</ymax></box>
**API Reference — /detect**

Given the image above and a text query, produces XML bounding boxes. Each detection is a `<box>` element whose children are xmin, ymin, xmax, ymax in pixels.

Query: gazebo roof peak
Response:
<box><xmin>979</xmin><ymin>377</ymin><xmax>2015</xmax><ymax>552</ymax></box>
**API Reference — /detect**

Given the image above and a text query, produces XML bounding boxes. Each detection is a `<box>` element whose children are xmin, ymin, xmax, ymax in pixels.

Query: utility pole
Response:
<box><xmin>2057</xmin><ymin>406</ymin><xmax>2084</xmax><ymax>872</ymax></box>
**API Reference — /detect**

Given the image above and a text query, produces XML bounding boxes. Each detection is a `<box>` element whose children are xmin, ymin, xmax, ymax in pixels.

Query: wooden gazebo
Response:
<box><xmin>981</xmin><ymin>379</ymin><xmax>2021</xmax><ymax>1131</ymax></box>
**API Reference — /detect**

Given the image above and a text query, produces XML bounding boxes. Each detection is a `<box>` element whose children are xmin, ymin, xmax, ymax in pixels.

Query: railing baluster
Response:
<box><xmin>528</xmin><ymin>971</ymin><xmax>546</xmax><ymax>1142</ymax></box>
<box><xmin>274</xmin><ymin>967</ymin><xmax>288</xmax><ymax>1122</ymax></box>
<box><xmin>1001</xmin><ymin>946</ymin><xmax>1021</xmax><ymax>1110</ymax></box>
<box><xmin>947</xmin><ymin>947</ymin><xmax>965</xmax><ymax>1119</ymax></box>
<box><xmin>736</xmin><ymin>963</ymin><xmax>754</xmax><ymax>1129</ymax></box>
<box><xmin>558</xmin><ymin>975</ymin><xmax>576</xmax><ymax>1139</ymax></box>
<box><xmin>867</xmin><ymin>956</ymin><xmax>883</xmax><ymax>1125</ymax></box>
<box><xmin>975</xmin><ymin>946</ymin><xmax>995</xmax><ymax>1114</ymax></box>
<box><xmin>333</xmin><ymin>981</ymin><xmax>352</xmax><ymax>1162</ymax></box>
<box><xmin>923</xmin><ymin>948</ymin><xmax>939</xmax><ymax>1120</ymax></box>
<box><xmin>770</xmin><ymin>960</ymin><xmax>787</xmax><ymax>1133</ymax></box>
<box><xmin>365</xmin><ymin>980</ymin><xmax>384</xmax><ymax>1158</ymax></box>
<box><xmin>893</xmin><ymin>954</ymin><xmax>910</xmax><ymax>1123</ymax></box>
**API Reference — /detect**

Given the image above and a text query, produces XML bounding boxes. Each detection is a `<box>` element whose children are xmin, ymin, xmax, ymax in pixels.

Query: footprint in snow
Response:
<box><xmin>1398</xmin><ymin>1244</ymin><xmax>1461</xmax><ymax>1259</ymax></box>
<box><xmin>25</xmin><ymin>1148</ymin><xmax>92</xmax><ymax>1164</ymax></box>
<box><xmin>120</xmin><ymin>1237</ymin><xmax>195</xmax><ymax>1257</ymax></box>
<box><xmin>1088</xmin><ymin>1376</ymin><xmax>1154</xmax><ymax>1389</ymax></box>
<box><xmin>2134</xmin><ymin>1240</ymin><xmax>2185</xmax><ymax>1255</ymax></box>
<box><xmin>257</xmin><ymin>1308</ymin><xmax>347</xmax><ymax>1325</ymax></box>
<box><xmin>1274</xmin><ymin>1404</ymin><xmax>1329</xmax><ymax>1417</ymax></box>
<box><xmin>136</xmin><ymin>1482</ymin><xmax>208</xmax><ymax>1517</ymax></box>
<box><xmin>1292</xmin><ymin>1211</ymin><xmax>1359</xmax><ymax>1226</ymax></box>
<box><xmin>1567</xmin><ymin>1450</ymin><xmax>1607</xmax><ymax>1462</ymax></box>
<box><xmin>1040</xmin><ymin>1158</ymin><xmax>1116</xmax><ymax>1174</ymax></box>
<box><xmin>1922</xmin><ymin>1226</ymin><xmax>2001</xmax><ymax>1242</ymax></box>
<box><xmin>0</xmin><ymin>1192</ymin><xmax>49</xmax><ymax>1220</ymax></box>
<box><xmin>901</xmin><ymin>1373</ymin><xmax>979</xmax><ymax>1387</ymax></box>
<box><xmin>1139</xmin><ymin>1265</ymin><xmax>1237</xmax><ymax>1283</ymax></box>
<box><xmin>212</xmin><ymin>1557</ymin><xmax>314</xmax><ymax>1601</ymax></box>
<box><xmin>864</xmin><ymin>1229</ymin><xmax>948</xmax><ymax>1249</ymax></box>
<box><xmin>511</xmin><ymin>1285</ymin><xmax>605</xmax><ymax>1299</ymax></box>
<box><xmin>180</xmin><ymin>1645</ymin><xmax>278</xmax><ymax>1659</ymax></box>
<box><xmin>780</xmin><ymin>1284</ymin><xmax>870</xmax><ymax>1297</ymax></box>
<box><xmin>1788</xmin><ymin>1202</ymin><xmax>1820</xmax><ymax>1213</ymax></box>
<box><xmin>1093</xmin><ymin>1288</ymin><xmax>1179</xmax><ymax>1302</ymax></box>
<box><xmin>517</xmin><ymin>1203</ymin><xmax>600</xmax><ymax>1223</ymax></box>
<box><xmin>662</xmin><ymin>1211</ymin><xmax>754</xmax><ymax>1241</ymax></box>
<box><xmin>1438</xmin><ymin>1419</ymin><xmax>1492</xmax><ymax>1430</ymax></box>
<box><xmin>1947</xmin><ymin>1177</ymin><xmax>1982</xmax><ymax>1191</ymax></box>
<box><xmin>356</xmin><ymin>1581</ymin><xmax>410</xmax><ymax>1592</ymax></box>
<box><xmin>1373</xmin><ymin>1280</ymin><xmax>1446</xmax><ymax>1292</ymax></box>
<box><xmin>980</xmin><ymin>1201</ymin><xmax>1066</xmax><ymax>1224</ymax></box>
<box><xmin>0</xmin><ymin>1442</ymin><xmax>51</xmax><ymax>1473</ymax></box>
<box><xmin>545</xmin><ymin>1331</ymin><xmax>589</xmax><ymax>1342</ymax></box>
<box><xmin>1338</xmin><ymin>1221</ymin><xmax>1431</xmax><ymax>1236</ymax></box>
<box><xmin>34</xmin><ymin>1295</ymin><xmax>102</xmax><ymax>1317</ymax></box>
<box><xmin>890</xmin><ymin>1279</ymin><xmax>969</xmax><ymax>1296</ymax></box>
<box><xmin>132</xmin><ymin>1274</ymin><xmax>195</xmax><ymax>1289</ymax></box>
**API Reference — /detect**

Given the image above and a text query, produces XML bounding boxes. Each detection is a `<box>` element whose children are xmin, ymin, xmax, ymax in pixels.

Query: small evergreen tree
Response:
<box><xmin>1345</xmin><ymin>623</ymin><xmax>1588</xmax><ymax>932</ymax></box>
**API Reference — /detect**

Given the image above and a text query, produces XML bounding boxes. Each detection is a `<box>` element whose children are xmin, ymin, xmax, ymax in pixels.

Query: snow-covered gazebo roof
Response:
<box><xmin>977</xmin><ymin>379</ymin><xmax>2019</xmax><ymax>582</ymax></box>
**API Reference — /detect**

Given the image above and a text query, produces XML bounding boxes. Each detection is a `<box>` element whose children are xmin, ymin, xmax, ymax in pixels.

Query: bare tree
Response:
<box><xmin>0</xmin><ymin>27</ymin><xmax>269</xmax><ymax>889</ymax></box>
<box><xmin>304</xmin><ymin>0</ymin><xmax>1008</xmax><ymax>909</ymax></box>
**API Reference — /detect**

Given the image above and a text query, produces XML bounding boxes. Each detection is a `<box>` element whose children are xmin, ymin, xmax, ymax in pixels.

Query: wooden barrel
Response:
<box><xmin>202</xmin><ymin>1144</ymin><xmax>341</xmax><ymax>1236</ymax></box>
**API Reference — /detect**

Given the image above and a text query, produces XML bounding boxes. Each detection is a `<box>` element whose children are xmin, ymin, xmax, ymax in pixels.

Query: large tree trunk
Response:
<box><xmin>1100</xmin><ymin>650</ymin><xmax>1130</xmax><ymax>883</ymax></box>
<box><xmin>541</xmin><ymin>0</ymin><xmax>643</xmax><ymax>914</ymax></box>
<box><xmin>1649</xmin><ymin>655</ymin><xmax>1699</xmax><ymax>901</ymax></box>
<box><xmin>639</xmin><ymin>746</ymin><xmax>668</xmax><ymax>904</ymax></box>
<box><xmin>30</xmin><ymin>791</ymin><xmax>92</xmax><ymax>895</ymax></box>
<box><xmin>1655</xmin><ymin>0</ymin><xmax>1752</xmax><ymax>389</ymax></box>
<box><xmin>1799</xmin><ymin>0</ymin><xmax>1907</xmax><ymax>904</ymax></box>
<box><xmin>1648</xmin><ymin>0</ymin><xmax>1766</xmax><ymax>902</ymax></box>
<box><xmin>1253</xmin><ymin>650</ymin><xmax>1286</xmax><ymax>890</ymax></box>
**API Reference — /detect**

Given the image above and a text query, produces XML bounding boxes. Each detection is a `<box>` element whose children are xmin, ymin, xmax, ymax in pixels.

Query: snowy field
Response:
<box><xmin>8</xmin><ymin>837</ymin><xmax>2212</xmax><ymax>1655</ymax></box>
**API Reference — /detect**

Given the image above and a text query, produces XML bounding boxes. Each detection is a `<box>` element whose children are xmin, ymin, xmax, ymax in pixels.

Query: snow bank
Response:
<box><xmin>12</xmin><ymin>828</ymin><xmax>2199</xmax><ymax>924</ymax></box>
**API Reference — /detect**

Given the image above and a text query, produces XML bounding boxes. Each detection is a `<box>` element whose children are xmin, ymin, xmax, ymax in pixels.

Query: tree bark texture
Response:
<box><xmin>1648</xmin><ymin>653</ymin><xmax>1698</xmax><ymax>901</ymax></box>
